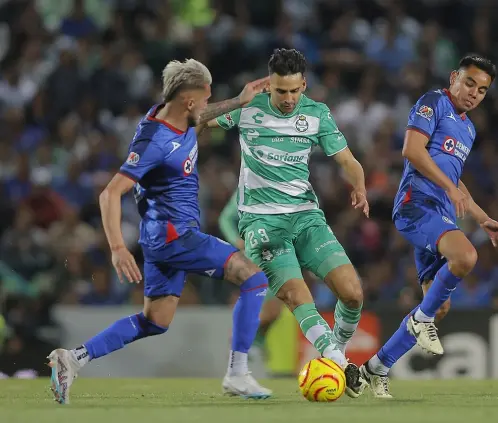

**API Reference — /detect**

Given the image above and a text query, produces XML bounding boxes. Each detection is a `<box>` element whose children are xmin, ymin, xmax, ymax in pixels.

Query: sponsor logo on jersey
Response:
<box><xmin>183</xmin><ymin>143</ymin><xmax>198</xmax><ymax>176</ymax></box>
<box><xmin>441</xmin><ymin>136</ymin><xmax>470</xmax><ymax>162</ymax></box>
<box><xmin>253</xmin><ymin>149</ymin><xmax>307</xmax><ymax>163</ymax></box>
<box><xmin>416</xmin><ymin>105</ymin><xmax>434</xmax><ymax>121</ymax></box>
<box><xmin>290</xmin><ymin>137</ymin><xmax>311</xmax><ymax>144</ymax></box>
<box><xmin>295</xmin><ymin>114</ymin><xmax>309</xmax><ymax>132</ymax></box>
<box><xmin>126</xmin><ymin>152</ymin><xmax>140</xmax><ymax>165</ymax></box>
<box><xmin>315</xmin><ymin>239</ymin><xmax>338</xmax><ymax>253</ymax></box>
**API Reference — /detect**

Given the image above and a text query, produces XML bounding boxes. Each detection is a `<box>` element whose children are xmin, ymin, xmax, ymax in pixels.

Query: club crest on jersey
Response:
<box><xmin>416</xmin><ymin>105</ymin><xmax>434</xmax><ymax>121</ymax></box>
<box><xmin>261</xmin><ymin>249</ymin><xmax>274</xmax><ymax>262</ymax></box>
<box><xmin>126</xmin><ymin>152</ymin><xmax>140</xmax><ymax>166</ymax></box>
<box><xmin>183</xmin><ymin>158</ymin><xmax>193</xmax><ymax>176</ymax></box>
<box><xmin>442</xmin><ymin>137</ymin><xmax>456</xmax><ymax>153</ymax></box>
<box><xmin>295</xmin><ymin>115</ymin><xmax>309</xmax><ymax>132</ymax></box>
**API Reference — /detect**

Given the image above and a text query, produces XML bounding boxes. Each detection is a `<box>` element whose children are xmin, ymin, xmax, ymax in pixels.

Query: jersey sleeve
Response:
<box><xmin>216</xmin><ymin>109</ymin><xmax>242</xmax><ymax>130</ymax></box>
<box><xmin>119</xmin><ymin>138</ymin><xmax>165</xmax><ymax>182</ymax></box>
<box><xmin>407</xmin><ymin>93</ymin><xmax>443</xmax><ymax>138</ymax></box>
<box><xmin>317</xmin><ymin>105</ymin><xmax>348</xmax><ymax>156</ymax></box>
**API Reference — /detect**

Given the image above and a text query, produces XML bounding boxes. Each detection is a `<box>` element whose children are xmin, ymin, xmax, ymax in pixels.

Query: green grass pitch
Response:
<box><xmin>2</xmin><ymin>378</ymin><xmax>498</xmax><ymax>423</ymax></box>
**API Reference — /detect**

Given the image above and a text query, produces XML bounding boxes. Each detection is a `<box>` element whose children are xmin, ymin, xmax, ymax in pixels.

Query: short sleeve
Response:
<box><xmin>317</xmin><ymin>105</ymin><xmax>348</xmax><ymax>156</ymax></box>
<box><xmin>119</xmin><ymin>138</ymin><xmax>165</xmax><ymax>182</ymax></box>
<box><xmin>407</xmin><ymin>93</ymin><xmax>443</xmax><ymax>139</ymax></box>
<box><xmin>216</xmin><ymin>109</ymin><xmax>242</xmax><ymax>130</ymax></box>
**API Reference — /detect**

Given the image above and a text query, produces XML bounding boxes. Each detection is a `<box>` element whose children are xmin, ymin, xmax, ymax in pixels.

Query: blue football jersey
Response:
<box><xmin>119</xmin><ymin>105</ymin><xmax>200</xmax><ymax>248</ymax></box>
<box><xmin>393</xmin><ymin>89</ymin><xmax>476</xmax><ymax>220</ymax></box>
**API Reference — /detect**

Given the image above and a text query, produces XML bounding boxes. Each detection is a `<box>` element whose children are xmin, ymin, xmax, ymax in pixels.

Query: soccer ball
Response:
<box><xmin>298</xmin><ymin>358</ymin><xmax>346</xmax><ymax>402</ymax></box>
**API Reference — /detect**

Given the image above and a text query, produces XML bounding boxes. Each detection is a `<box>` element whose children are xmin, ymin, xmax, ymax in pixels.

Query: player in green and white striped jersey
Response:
<box><xmin>209</xmin><ymin>49</ymin><xmax>370</xmax><ymax>397</ymax></box>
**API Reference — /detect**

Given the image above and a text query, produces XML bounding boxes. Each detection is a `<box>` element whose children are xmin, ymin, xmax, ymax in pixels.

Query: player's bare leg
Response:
<box><xmin>222</xmin><ymin>252</ymin><xmax>272</xmax><ymax>399</ymax></box>
<box><xmin>407</xmin><ymin>231</ymin><xmax>476</xmax><ymax>354</ymax></box>
<box><xmin>362</xmin><ymin>281</ymin><xmax>451</xmax><ymax>398</ymax></box>
<box><xmin>48</xmin><ymin>295</ymin><xmax>175</xmax><ymax>404</ymax></box>
<box><xmin>323</xmin><ymin>264</ymin><xmax>367</xmax><ymax>397</ymax></box>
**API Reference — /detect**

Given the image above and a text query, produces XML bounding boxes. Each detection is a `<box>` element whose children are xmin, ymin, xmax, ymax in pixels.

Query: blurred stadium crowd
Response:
<box><xmin>1</xmin><ymin>0</ymin><xmax>498</xmax><ymax>375</ymax></box>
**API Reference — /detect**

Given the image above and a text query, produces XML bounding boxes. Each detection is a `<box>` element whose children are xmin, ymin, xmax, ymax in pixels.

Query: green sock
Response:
<box><xmin>293</xmin><ymin>303</ymin><xmax>347</xmax><ymax>368</ymax></box>
<box><xmin>331</xmin><ymin>300</ymin><xmax>362</xmax><ymax>353</ymax></box>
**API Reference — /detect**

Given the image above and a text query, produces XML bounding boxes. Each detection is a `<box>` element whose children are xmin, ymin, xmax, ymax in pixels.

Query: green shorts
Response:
<box><xmin>238</xmin><ymin>209</ymin><xmax>351</xmax><ymax>295</ymax></box>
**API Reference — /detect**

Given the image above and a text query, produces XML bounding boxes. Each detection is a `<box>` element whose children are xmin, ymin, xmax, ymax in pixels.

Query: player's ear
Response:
<box><xmin>187</xmin><ymin>98</ymin><xmax>195</xmax><ymax>111</ymax></box>
<box><xmin>449</xmin><ymin>70</ymin><xmax>458</xmax><ymax>86</ymax></box>
<box><xmin>302</xmin><ymin>77</ymin><xmax>307</xmax><ymax>93</ymax></box>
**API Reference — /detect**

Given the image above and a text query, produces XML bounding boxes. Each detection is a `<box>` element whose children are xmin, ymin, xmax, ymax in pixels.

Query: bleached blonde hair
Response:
<box><xmin>161</xmin><ymin>59</ymin><xmax>212</xmax><ymax>102</ymax></box>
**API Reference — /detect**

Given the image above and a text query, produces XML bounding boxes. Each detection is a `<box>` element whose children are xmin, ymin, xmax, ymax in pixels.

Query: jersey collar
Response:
<box><xmin>443</xmin><ymin>89</ymin><xmax>467</xmax><ymax>121</ymax></box>
<box><xmin>147</xmin><ymin>104</ymin><xmax>185</xmax><ymax>134</ymax></box>
<box><xmin>267</xmin><ymin>93</ymin><xmax>304</xmax><ymax>118</ymax></box>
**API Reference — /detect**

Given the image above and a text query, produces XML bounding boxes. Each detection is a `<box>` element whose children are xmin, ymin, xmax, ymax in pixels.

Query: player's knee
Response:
<box><xmin>448</xmin><ymin>248</ymin><xmax>477</xmax><ymax>277</ymax></box>
<box><xmin>435</xmin><ymin>299</ymin><xmax>451</xmax><ymax>323</ymax></box>
<box><xmin>340</xmin><ymin>285</ymin><xmax>363</xmax><ymax>309</ymax></box>
<box><xmin>143</xmin><ymin>295</ymin><xmax>179</xmax><ymax>328</ymax></box>
<box><xmin>333</xmin><ymin>275</ymin><xmax>363</xmax><ymax>309</ymax></box>
<box><xmin>276</xmin><ymin>281</ymin><xmax>313</xmax><ymax>311</ymax></box>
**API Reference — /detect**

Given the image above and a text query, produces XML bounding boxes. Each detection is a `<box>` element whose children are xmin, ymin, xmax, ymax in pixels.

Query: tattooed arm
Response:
<box><xmin>195</xmin><ymin>97</ymin><xmax>241</xmax><ymax>135</ymax></box>
<box><xmin>196</xmin><ymin>76</ymin><xmax>269</xmax><ymax>136</ymax></box>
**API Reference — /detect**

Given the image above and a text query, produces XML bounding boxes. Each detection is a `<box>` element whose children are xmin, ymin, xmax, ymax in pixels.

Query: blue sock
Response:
<box><xmin>231</xmin><ymin>272</ymin><xmax>268</xmax><ymax>354</ymax></box>
<box><xmin>83</xmin><ymin>312</ymin><xmax>168</xmax><ymax>360</ymax></box>
<box><xmin>376</xmin><ymin>306</ymin><xmax>418</xmax><ymax>370</ymax></box>
<box><xmin>419</xmin><ymin>264</ymin><xmax>460</xmax><ymax>318</ymax></box>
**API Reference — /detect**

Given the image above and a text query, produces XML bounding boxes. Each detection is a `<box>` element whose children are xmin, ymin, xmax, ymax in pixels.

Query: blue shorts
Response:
<box><xmin>141</xmin><ymin>229</ymin><xmax>238</xmax><ymax>298</ymax></box>
<box><xmin>394</xmin><ymin>200</ymin><xmax>460</xmax><ymax>283</ymax></box>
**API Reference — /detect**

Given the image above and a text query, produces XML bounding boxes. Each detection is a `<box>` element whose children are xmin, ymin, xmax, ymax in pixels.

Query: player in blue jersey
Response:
<box><xmin>47</xmin><ymin>59</ymin><xmax>273</xmax><ymax>404</ymax></box>
<box><xmin>359</xmin><ymin>54</ymin><xmax>498</xmax><ymax>398</ymax></box>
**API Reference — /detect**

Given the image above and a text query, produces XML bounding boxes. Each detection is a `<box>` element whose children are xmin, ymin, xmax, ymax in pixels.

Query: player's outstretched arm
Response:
<box><xmin>195</xmin><ymin>76</ymin><xmax>269</xmax><ymax>134</ymax></box>
<box><xmin>333</xmin><ymin>147</ymin><xmax>369</xmax><ymax>217</ymax></box>
<box><xmin>459</xmin><ymin>179</ymin><xmax>498</xmax><ymax>246</ymax></box>
<box><xmin>100</xmin><ymin>173</ymin><xmax>142</xmax><ymax>283</ymax></box>
<box><xmin>403</xmin><ymin>129</ymin><xmax>469</xmax><ymax>218</ymax></box>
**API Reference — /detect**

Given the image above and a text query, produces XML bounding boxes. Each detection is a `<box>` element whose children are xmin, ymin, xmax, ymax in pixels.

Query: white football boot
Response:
<box><xmin>359</xmin><ymin>364</ymin><xmax>392</xmax><ymax>399</ymax></box>
<box><xmin>222</xmin><ymin>372</ymin><xmax>272</xmax><ymax>399</ymax></box>
<box><xmin>406</xmin><ymin>315</ymin><xmax>444</xmax><ymax>355</ymax></box>
<box><xmin>47</xmin><ymin>349</ymin><xmax>80</xmax><ymax>404</ymax></box>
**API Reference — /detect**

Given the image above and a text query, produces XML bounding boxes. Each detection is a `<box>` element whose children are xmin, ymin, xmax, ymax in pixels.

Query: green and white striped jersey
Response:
<box><xmin>216</xmin><ymin>93</ymin><xmax>347</xmax><ymax>215</ymax></box>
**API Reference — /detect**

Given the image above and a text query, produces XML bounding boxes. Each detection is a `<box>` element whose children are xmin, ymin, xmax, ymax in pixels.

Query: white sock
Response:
<box><xmin>368</xmin><ymin>354</ymin><xmax>390</xmax><ymax>376</ymax></box>
<box><xmin>70</xmin><ymin>345</ymin><xmax>90</xmax><ymax>368</ymax></box>
<box><xmin>227</xmin><ymin>350</ymin><xmax>248</xmax><ymax>376</ymax></box>
<box><xmin>414</xmin><ymin>308</ymin><xmax>434</xmax><ymax>323</ymax></box>
<box><xmin>322</xmin><ymin>346</ymin><xmax>348</xmax><ymax>369</ymax></box>
<box><xmin>334</xmin><ymin>342</ymin><xmax>347</xmax><ymax>355</ymax></box>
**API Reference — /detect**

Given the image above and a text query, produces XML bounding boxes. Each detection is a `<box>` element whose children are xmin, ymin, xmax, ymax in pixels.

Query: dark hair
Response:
<box><xmin>268</xmin><ymin>48</ymin><xmax>306</xmax><ymax>76</ymax></box>
<box><xmin>459</xmin><ymin>54</ymin><xmax>496</xmax><ymax>82</ymax></box>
